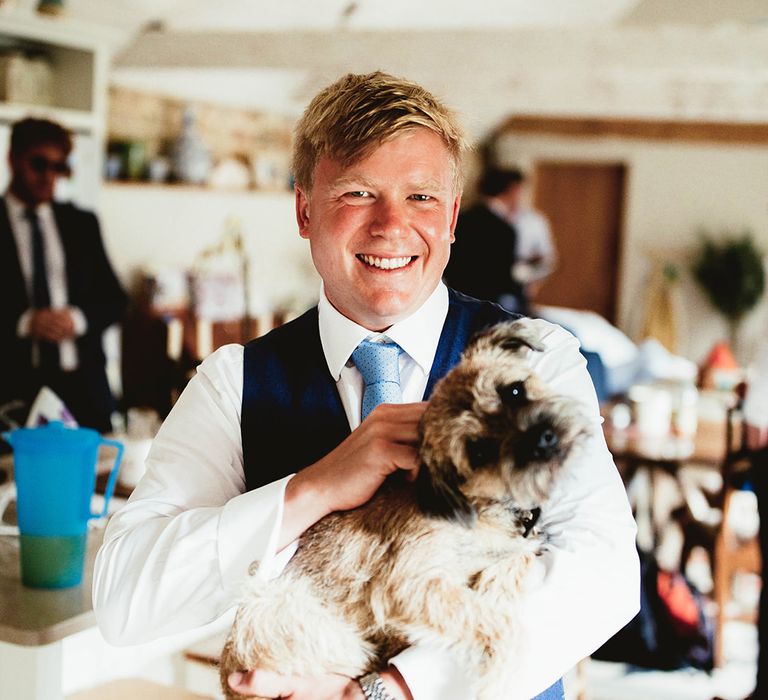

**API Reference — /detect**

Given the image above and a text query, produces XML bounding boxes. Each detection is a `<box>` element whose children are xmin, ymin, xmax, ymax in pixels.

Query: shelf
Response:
<box><xmin>102</xmin><ymin>181</ymin><xmax>294</xmax><ymax>196</ymax></box>
<box><xmin>0</xmin><ymin>101</ymin><xmax>97</xmax><ymax>133</ymax></box>
<box><xmin>0</xmin><ymin>12</ymin><xmax>122</xmax><ymax>52</ymax></box>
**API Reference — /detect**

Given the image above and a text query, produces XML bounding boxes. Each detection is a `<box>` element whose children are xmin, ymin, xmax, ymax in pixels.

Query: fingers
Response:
<box><xmin>362</xmin><ymin>402</ymin><xmax>427</xmax><ymax>441</ymax></box>
<box><xmin>227</xmin><ymin>669</ymin><xmax>354</xmax><ymax>699</ymax></box>
<box><xmin>382</xmin><ymin>441</ymin><xmax>420</xmax><ymax>474</ymax></box>
<box><xmin>30</xmin><ymin>309</ymin><xmax>75</xmax><ymax>342</ymax></box>
<box><xmin>228</xmin><ymin>668</ymin><xmax>290</xmax><ymax>697</ymax></box>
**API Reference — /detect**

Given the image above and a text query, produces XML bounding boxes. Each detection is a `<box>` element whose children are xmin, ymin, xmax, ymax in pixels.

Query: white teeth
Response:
<box><xmin>359</xmin><ymin>255</ymin><xmax>412</xmax><ymax>270</ymax></box>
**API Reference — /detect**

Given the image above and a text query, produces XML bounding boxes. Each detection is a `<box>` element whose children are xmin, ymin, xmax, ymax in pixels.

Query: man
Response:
<box><xmin>0</xmin><ymin>118</ymin><xmax>127</xmax><ymax>432</ymax></box>
<box><xmin>446</xmin><ymin>167</ymin><xmax>555</xmax><ymax>315</ymax></box>
<box><xmin>94</xmin><ymin>73</ymin><xmax>638</xmax><ymax>699</ymax></box>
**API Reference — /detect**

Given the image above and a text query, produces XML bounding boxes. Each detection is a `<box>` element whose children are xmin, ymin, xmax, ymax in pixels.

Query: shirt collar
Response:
<box><xmin>485</xmin><ymin>197</ymin><xmax>512</xmax><ymax>224</ymax></box>
<box><xmin>318</xmin><ymin>282</ymin><xmax>450</xmax><ymax>381</ymax></box>
<box><xmin>5</xmin><ymin>192</ymin><xmax>53</xmax><ymax>221</ymax></box>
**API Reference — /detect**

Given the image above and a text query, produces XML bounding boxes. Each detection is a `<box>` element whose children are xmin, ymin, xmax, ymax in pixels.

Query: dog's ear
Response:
<box><xmin>415</xmin><ymin>461</ymin><xmax>476</xmax><ymax>526</ymax></box>
<box><xmin>498</xmin><ymin>321</ymin><xmax>545</xmax><ymax>353</ymax></box>
<box><xmin>466</xmin><ymin>320</ymin><xmax>545</xmax><ymax>355</ymax></box>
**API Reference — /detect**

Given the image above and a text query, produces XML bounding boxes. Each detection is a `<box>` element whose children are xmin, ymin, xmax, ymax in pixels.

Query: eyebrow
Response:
<box><xmin>331</xmin><ymin>176</ymin><xmax>448</xmax><ymax>192</ymax></box>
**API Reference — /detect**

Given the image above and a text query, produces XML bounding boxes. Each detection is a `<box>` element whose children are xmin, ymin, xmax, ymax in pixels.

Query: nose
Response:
<box><xmin>532</xmin><ymin>427</ymin><xmax>559</xmax><ymax>460</ymax></box>
<box><xmin>369</xmin><ymin>197</ymin><xmax>407</xmax><ymax>238</ymax></box>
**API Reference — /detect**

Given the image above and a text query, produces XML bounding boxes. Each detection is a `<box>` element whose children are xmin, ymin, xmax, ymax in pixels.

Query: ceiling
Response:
<box><xmin>8</xmin><ymin>0</ymin><xmax>768</xmax><ymax>136</ymax></box>
<box><xmin>55</xmin><ymin>0</ymin><xmax>768</xmax><ymax>33</ymax></box>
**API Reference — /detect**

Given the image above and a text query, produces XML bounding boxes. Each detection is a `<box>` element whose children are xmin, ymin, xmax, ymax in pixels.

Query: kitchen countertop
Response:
<box><xmin>0</xmin><ymin>529</ymin><xmax>103</xmax><ymax>647</ymax></box>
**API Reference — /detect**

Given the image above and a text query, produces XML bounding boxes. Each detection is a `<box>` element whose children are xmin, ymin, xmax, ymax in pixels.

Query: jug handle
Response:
<box><xmin>93</xmin><ymin>437</ymin><xmax>124</xmax><ymax>519</ymax></box>
<box><xmin>0</xmin><ymin>482</ymin><xmax>18</xmax><ymax>535</ymax></box>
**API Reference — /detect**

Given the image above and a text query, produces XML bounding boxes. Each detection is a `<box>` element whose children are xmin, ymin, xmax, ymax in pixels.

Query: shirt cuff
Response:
<box><xmin>68</xmin><ymin>306</ymin><xmax>88</xmax><ymax>336</ymax></box>
<box><xmin>217</xmin><ymin>474</ymin><xmax>296</xmax><ymax>597</ymax></box>
<box><xmin>16</xmin><ymin>309</ymin><xmax>33</xmax><ymax>337</ymax></box>
<box><xmin>390</xmin><ymin>644</ymin><xmax>474</xmax><ymax>700</ymax></box>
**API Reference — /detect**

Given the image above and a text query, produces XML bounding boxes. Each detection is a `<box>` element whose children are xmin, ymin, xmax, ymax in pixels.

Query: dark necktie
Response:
<box><xmin>25</xmin><ymin>208</ymin><xmax>58</xmax><ymax>370</ymax></box>
<box><xmin>351</xmin><ymin>339</ymin><xmax>403</xmax><ymax>421</ymax></box>
<box><xmin>26</xmin><ymin>208</ymin><xmax>51</xmax><ymax>308</ymax></box>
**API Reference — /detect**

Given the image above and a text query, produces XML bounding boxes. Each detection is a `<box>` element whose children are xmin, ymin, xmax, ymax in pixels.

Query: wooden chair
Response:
<box><xmin>673</xmin><ymin>385</ymin><xmax>761</xmax><ymax>667</ymax></box>
<box><xmin>710</xmin><ymin>386</ymin><xmax>761</xmax><ymax>667</ymax></box>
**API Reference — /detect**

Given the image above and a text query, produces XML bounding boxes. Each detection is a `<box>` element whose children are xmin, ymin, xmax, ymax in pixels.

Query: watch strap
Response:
<box><xmin>358</xmin><ymin>671</ymin><xmax>397</xmax><ymax>700</ymax></box>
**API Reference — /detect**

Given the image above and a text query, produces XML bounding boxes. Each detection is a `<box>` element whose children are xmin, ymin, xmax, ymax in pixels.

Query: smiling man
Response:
<box><xmin>94</xmin><ymin>72</ymin><xmax>638</xmax><ymax>700</ymax></box>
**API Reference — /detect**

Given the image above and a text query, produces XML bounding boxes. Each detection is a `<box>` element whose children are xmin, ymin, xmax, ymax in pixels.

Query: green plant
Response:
<box><xmin>691</xmin><ymin>231</ymin><xmax>765</xmax><ymax>346</ymax></box>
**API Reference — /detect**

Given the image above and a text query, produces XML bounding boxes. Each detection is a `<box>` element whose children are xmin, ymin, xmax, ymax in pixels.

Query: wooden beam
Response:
<box><xmin>498</xmin><ymin>115</ymin><xmax>768</xmax><ymax>144</ymax></box>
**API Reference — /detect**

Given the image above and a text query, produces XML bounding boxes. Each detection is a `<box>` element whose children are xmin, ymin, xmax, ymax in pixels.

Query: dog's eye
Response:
<box><xmin>498</xmin><ymin>381</ymin><xmax>527</xmax><ymax>406</ymax></box>
<box><xmin>466</xmin><ymin>437</ymin><xmax>499</xmax><ymax>468</ymax></box>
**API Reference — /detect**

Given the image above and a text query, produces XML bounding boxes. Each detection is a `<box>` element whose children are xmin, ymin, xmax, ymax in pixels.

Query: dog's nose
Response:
<box><xmin>532</xmin><ymin>427</ymin><xmax>559</xmax><ymax>460</ymax></box>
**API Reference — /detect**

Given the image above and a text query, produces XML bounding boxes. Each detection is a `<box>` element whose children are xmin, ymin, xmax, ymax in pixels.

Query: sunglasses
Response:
<box><xmin>28</xmin><ymin>155</ymin><xmax>71</xmax><ymax>176</ymax></box>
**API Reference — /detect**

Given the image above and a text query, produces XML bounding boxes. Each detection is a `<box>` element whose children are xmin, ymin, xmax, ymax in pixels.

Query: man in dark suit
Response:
<box><xmin>444</xmin><ymin>167</ymin><xmax>528</xmax><ymax>314</ymax></box>
<box><xmin>0</xmin><ymin>117</ymin><xmax>127</xmax><ymax>432</ymax></box>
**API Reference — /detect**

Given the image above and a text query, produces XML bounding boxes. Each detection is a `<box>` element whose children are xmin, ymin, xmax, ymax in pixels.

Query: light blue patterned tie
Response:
<box><xmin>351</xmin><ymin>339</ymin><xmax>404</xmax><ymax>421</ymax></box>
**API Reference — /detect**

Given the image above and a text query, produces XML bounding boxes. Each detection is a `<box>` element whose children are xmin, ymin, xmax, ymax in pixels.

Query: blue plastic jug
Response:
<box><xmin>3</xmin><ymin>421</ymin><xmax>123</xmax><ymax>588</ymax></box>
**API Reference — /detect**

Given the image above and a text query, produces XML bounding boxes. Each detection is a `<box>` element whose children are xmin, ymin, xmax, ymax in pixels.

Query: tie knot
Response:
<box><xmin>25</xmin><ymin>207</ymin><xmax>38</xmax><ymax>223</ymax></box>
<box><xmin>351</xmin><ymin>339</ymin><xmax>402</xmax><ymax>385</ymax></box>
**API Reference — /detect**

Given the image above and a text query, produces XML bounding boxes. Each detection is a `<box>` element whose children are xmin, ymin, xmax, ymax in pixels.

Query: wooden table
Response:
<box><xmin>605</xmin><ymin>419</ymin><xmax>729</xmax><ymax>485</ymax></box>
<box><xmin>0</xmin><ymin>529</ymin><xmax>104</xmax><ymax>700</ymax></box>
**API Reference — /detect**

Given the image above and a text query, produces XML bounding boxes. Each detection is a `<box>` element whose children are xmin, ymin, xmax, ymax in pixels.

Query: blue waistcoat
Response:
<box><xmin>241</xmin><ymin>288</ymin><xmax>564</xmax><ymax>700</ymax></box>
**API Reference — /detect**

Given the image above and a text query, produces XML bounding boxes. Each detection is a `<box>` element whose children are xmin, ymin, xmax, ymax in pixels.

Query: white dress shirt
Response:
<box><xmin>744</xmin><ymin>335</ymin><xmax>768</xmax><ymax>430</ymax></box>
<box><xmin>511</xmin><ymin>207</ymin><xmax>556</xmax><ymax>284</ymax></box>
<box><xmin>94</xmin><ymin>282</ymin><xmax>638</xmax><ymax>699</ymax></box>
<box><xmin>5</xmin><ymin>192</ymin><xmax>87</xmax><ymax>370</ymax></box>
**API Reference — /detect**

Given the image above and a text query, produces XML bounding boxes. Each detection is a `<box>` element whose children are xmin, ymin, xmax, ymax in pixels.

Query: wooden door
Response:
<box><xmin>532</xmin><ymin>162</ymin><xmax>626</xmax><ymax>322</ymax></box>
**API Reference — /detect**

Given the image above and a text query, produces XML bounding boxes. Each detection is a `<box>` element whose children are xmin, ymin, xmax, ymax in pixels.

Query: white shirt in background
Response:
<box><xmin>744</xmin><ymin>337</ymin><xmax>768</xmax><ymax>431</ymax></box>
<box><xmin>5</xmin><ymin>192</ymin><xmax>87</xmax><ymax>370</ymax></box>
<box><xmin>93</xmin><ymin>282</ymin><xmax>638</xmax><ymax>700</ymax></box>
<box><xmin>511</xmin><ymin>207</ymin><xmax>557</xmax><ymax>285</ymax></box>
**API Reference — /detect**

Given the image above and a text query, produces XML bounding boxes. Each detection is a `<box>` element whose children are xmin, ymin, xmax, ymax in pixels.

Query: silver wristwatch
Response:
<box><xmin>358</xmin><ymin>671</ymin><xmax>396</xmax><ymax>700</ymax></box>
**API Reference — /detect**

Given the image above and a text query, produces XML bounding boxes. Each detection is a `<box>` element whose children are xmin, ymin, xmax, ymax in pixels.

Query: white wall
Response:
<box><xmin>497</xmin><ymin>132</ymin><xmax>768</xmax><ymax>363</ymax></box>
<box><xmin>98</xmin><ymin>184</ymin><xmax>320</xmax><ymax>315</ymax></box>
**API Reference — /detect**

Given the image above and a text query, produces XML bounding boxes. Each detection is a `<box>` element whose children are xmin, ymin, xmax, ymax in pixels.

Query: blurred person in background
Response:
<box><xmin>445</xmin><ymin>166</ymin><xmax>555</xmax><ymax>315</ymax></box>
<box><xmin>0</xmin><ymin>117</ymin><xmax>127</xmax><ymax>432</ymax></box>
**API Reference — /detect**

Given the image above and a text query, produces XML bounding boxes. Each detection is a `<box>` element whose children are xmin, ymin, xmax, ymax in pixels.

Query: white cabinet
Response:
<box><xmin>0</xmin><ymin>12</ymin><xmax>113</xmax><ymax>207</ymax></box>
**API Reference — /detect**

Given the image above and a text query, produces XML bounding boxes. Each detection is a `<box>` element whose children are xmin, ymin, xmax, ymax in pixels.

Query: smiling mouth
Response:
<box><xmin>357</xmin><ymin>254</ymin><xmax>416</xmax><ymax>270</ymax></box>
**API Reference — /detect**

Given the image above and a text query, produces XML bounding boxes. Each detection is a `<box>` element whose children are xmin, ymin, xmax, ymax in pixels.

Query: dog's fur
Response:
<box><xmin>220</xmin><ymin>319</ymin><xmax>590</xmax><ymax>699</ymax></box>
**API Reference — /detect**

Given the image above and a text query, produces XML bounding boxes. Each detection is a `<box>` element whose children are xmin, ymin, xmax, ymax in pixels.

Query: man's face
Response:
<box><xmin>9</xmin><ymin>143</ymin><xmax>70</xmax><ymax>206</ymax></box>
<box><xmin>296</xmin><ymin>127</ymin><xmax>461</xmax><ymax>331</ymax></box>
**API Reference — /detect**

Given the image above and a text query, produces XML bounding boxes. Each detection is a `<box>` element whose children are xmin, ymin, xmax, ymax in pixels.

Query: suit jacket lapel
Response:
<box><xmin>0</xmin><ymin>197</ymin><xmax>31</xmax><ymax>308</ymax></box>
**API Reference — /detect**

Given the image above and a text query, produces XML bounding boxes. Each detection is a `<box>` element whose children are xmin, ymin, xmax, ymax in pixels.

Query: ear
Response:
<box><xmin>415</xmin><ymin>460</ymin><xmax>475</xmax><ymax>526</ymax></box>
<box><xmin>295</xmin><ymin>186</ymin><xmax>311</xmax><ymax>239</ymax></box>
<box><xmin>448</xmin><ymin>192</ymin><xmax>461</xmax><ymax>244</ymax></box>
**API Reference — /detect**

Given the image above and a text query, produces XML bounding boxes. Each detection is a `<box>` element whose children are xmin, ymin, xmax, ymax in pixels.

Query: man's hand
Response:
<box><xmin>227</xmin><ymin>667</ymin><xmax>413</xmax><ymax>700</ymax></box>
<box><xmin>29</xmin><ymin>308</ymin><xmax>75</xmax><ymax>343</ymax></box>
<box><xmin>279</xmin><ymin>402</ymin><xmax>427</xmax><ymax>549</ymax></box>
<box><xmin>747</xmin><ymin>422</ymin><xmax>768</xmax><ymax>452</ymax></box>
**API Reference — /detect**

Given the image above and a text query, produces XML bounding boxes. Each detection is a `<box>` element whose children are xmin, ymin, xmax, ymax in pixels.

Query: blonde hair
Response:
<box><xmin>292</xmin><ymin>71</ymin><xmax>467</xmax><ymax>191</ymax></box>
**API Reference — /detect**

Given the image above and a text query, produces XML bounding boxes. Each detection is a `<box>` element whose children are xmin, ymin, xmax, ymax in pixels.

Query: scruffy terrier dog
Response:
<box><xmin>220</xmin><ymin>319</ymin><xmax>590</xmax><ymax>699</ymax></box>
